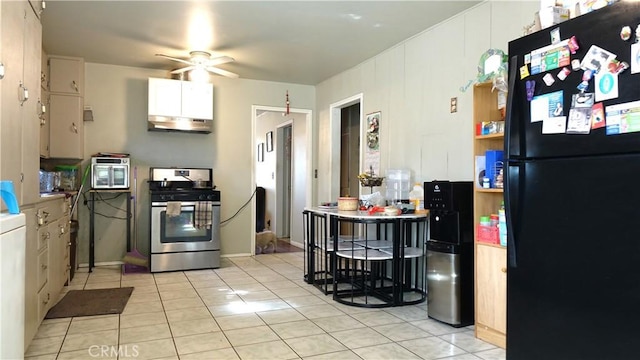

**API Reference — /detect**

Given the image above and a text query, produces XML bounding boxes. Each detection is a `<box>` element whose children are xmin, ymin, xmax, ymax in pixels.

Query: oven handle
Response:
<box><xmin>152</xmin><ymin>201</ymin><xmax>221</xmax><ymax>207</ymax></box>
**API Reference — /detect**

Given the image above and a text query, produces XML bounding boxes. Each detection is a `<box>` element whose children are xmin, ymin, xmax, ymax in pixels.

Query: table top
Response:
<box><xmin>305</xmin><ymin>206</ymin><xmax>427</xmax><ymax>220</ymax></box>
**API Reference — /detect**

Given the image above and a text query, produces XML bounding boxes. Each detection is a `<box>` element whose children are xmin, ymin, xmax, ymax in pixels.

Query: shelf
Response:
<box><xmin>475</xmin><ymin>242</ymin><xmax>506</xmax><ymax>250</ymax></box>
<box><xmin>475</xmin><ymin>188</ymin><xmax>504</xmax><ymax>193</ymax></box>
<box><xmin>475</xmin><ymin>133</ymin><xmax>504</xmax><ymax>140</ymax></box>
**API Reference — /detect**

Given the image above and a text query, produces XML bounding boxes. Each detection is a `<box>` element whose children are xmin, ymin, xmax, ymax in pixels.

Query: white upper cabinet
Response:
<box><xmin>148</xmin><ymin>78</ymin><xmax>213</xmax><ymax>120</ymax></box>
<box><xmin>48</xmin><ymin>56</ymin><xmax>84</xmax><ymax>95</ymax></box>
<box><xmin>148</xmin><ymin>78</ymin><xmax>182</xmax><ymax>117</ymax></box>
<box><xmin>181</xmin><ymin>81</ymin><xmax>214</xmax><ymax>120</ymax></box>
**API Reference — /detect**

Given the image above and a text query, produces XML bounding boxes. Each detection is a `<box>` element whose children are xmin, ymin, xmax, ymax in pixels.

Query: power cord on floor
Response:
<box><xmin>221</xmin><ymin>188</ymin><xmax>257</xmax><ymax>226</ymax></box>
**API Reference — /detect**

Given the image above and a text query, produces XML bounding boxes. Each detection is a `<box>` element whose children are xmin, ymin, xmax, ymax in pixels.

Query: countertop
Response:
<box><xmin>305</xmin><ymin>206</ymin><xmax>428</xmax><ymax>219</ymax></box>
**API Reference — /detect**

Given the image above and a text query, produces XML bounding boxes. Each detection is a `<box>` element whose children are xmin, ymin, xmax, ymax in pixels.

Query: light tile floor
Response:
<box><xmin>25</xmin><ymin>251</ymin><xmax>505</xmax><ymax>360</ymax></box>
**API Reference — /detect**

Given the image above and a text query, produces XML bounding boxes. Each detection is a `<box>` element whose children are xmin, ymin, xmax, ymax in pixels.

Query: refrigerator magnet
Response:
<box><xmin>571</xmin><ymin>93</ymin><xmax>594</xmax><ymax>108</ymax></box>
<box><xmin>577</xmin><ymin>81</ymin><xmax>589</xmax><ymax>93</ymax></box>
<box><xmin>566</xmin><ymin>108</ymin><xmax>592</xmax><ymax>134</ymax></box>
<box><xmin>591</xmin><ymin>102</ymin><xmax>605</xmax><ymax>130</ymax></box>
<box><xmin>568</xmin><ymin>36</ymin><xmax>579</xmax><ymax>54</ymax></box>
<box><xmin>607</xmin><ymin>59</ymin><xmax>629</xmax><ymax>75</ymax></box>
<box><xmin>594</xmin><ymin>72</ymin><xmax>619</xmax><ymax>102</ymax></box>
<box><xmin>543</xmin><ymin>73</ymin><xmax>555</xmax><ymax>86</ymax></box>
<box><xmin>557</xmin><ymin>67</ymin><xmax>571</xmax><ymax>81</ymax></box>
<box><xmin>631</xmin><ymin>43</ymin><xmax>640</xmax><ymax>74</ymax></box>
<box><xmin>550</xmin><ymin>28</ymin><xmax>561</xmax><ymax>44</ymax></box>
<box><xmin>520</xmin><ymin>65</ymin><xmax>530</xmax><ymax>79</ymax></box>
<box><xmin>620</xmin><ymin>26</ymin><xmax>632</xmax><ymax>41</ymax></box>
<box><xmin>571</xmin><ymin>59</ymin><xmax>581</xmax><ymax>71</ymax></box>
<box><xmin>526</xmin><ymin>80</ymin><xmax>536</xmax><ymax>101</ymax></box>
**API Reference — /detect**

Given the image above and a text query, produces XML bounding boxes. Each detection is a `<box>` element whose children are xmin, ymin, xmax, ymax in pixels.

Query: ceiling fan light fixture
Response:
<box><xmin>189</xmin><ymin>66</ymin><xmax>210</xmax><ymax>83</ymax></box>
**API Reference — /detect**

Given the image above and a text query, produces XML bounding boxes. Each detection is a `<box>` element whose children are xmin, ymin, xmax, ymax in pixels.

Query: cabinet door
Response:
<box><xmin>181</xmin><ymin>81</ymin><xmax>213</xmax><ymax>120</ymax></box>
<box><xmin>23</xmin><ymin>207</ymin><xmax>39</xmax><ymax>351</ymax></box>
<box><xmin>40</xmin><ymin>92</ymin><xmax>50</xmax><ymax>158</ymax></box>
<box><xmin>0</xmin><ymin>0</ymin><xmax>26</xmax><ymax>210</ymax></box>
<box><xmin>21</xmin><ymin>4</ymin><xmax>42</xmax><ymax>205</ymax></box>
<box><xmin>48</xmin><ymin>57</ymin><xmax>83</xmax><ymax>95</ymax></box>
<box><xmin>148</xmin><ymin>78</ymin><xmax>181</xmax><ymax>117</ymax></box>
<box><xmin>476</xmin><ymin>244</ymin><xmax>507</xmax><ymax>333</ymax></box>
<box><xmin>49</xmin><ymin>94</ymin><xmax>83</xmax><ymax>159</ymax></box>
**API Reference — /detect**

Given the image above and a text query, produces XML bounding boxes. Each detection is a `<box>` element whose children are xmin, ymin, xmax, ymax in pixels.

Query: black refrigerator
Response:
<box><xmin>505</xmin><ymin>1</ymin><xmax>640</xmax><ymax>359</ymax></box>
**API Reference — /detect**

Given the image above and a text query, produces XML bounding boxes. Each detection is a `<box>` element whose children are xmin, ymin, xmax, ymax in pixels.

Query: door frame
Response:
<box><xmin>251</xmin><ymin>105</ymin><xmax>313</xmax><ymax>254</ymax></box>
<box><xmin>329</xmin><ymin>93</ymin><xmax>364</xmax><ymax>200</ymax></box>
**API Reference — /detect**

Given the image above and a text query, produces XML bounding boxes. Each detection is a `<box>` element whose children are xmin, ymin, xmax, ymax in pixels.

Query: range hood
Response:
<box><xmin>148</xmin><ymin>115</ymin><xmax>212</xmax><ymax>134</ymax></box>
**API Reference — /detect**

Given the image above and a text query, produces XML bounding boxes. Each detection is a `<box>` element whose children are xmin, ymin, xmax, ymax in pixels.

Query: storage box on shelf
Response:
<box><xmin>472</xmin><ymin>82</ymin><xmax>507</xmax><ymax>349</ymax></box>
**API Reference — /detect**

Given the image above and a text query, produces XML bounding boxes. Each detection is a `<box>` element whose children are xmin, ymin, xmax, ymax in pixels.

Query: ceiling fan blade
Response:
<box><xmin>155</xmin><ymin>54</ymin><xmax>194</xmax><ymax>66</ymax></box>
<box><xmin>206</xmin><ymin>66</ymin><xmax>239</xmax><ymax>78</ymax></box>
<box><xmin>205</xmin><ymin>56</ymin><xmax>234</xmax><ymax>67</ymax></box>
<box><xmin>170</xmin><ymin>66</ymin><xmax>195</xmax><ymax>74</ymax></box>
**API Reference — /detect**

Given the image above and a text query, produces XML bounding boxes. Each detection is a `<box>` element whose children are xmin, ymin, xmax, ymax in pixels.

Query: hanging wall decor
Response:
<box><xmin>365</xmin><ymin>111</ymin><xmax>381</xmax><ymax>176</ymax></box>
<box><xmin>266</xmin><ymin>131</ymin><xmax>273</xmax><ymax>152</ymax></box>
<box><xmin>257</xmin><ymin>143</ymin><xmax>264</xmax><ymax>162</ymax></box>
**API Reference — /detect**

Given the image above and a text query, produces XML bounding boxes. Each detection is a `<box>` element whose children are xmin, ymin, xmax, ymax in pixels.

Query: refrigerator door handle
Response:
<box><xmin>505</xmin><ymin>161</ymin><xmax>522</xmax><ymax>268</ymax></box>
<box><xmin>505</xmin><ymin>55</ymin><xmax>520</xmax><ymax>159</ymax></box>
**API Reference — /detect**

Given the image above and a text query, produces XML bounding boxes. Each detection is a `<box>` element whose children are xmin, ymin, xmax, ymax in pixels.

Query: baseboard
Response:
<box><xmin>290</xmin><ymin>240</ymin><xmax>304</xmax><ymax>248</ymax></box>
<box><xmin>78</xmin><ymin>261</ymin><xmax>124</xmax><ymax>268</ymax></box>
<box><xmin>221</xmin><ymin>253</ymin><xmax>253</xmax><ymax>258</ymax></box>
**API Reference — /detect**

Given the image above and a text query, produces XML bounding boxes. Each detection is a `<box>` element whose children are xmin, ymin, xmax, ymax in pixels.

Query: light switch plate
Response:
<box><xmin>450</xmin><ymin>97</ymin><xmax>458</xmax><ymax>113</ymax></box>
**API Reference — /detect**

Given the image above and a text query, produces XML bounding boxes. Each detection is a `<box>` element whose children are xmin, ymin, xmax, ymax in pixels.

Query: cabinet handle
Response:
<box><xmin>43</xmin><ymin>293</ymin><xmax>50</xmax><ymax>305</ymax></box>
<box><xmin>19</xmin><ymin>82</ymin><xmax>29</xmax><ymax>105</ymax></box>
<box><xmin>501</xmin><ymin>267</ymin><xmax>507</xmax><ymax>273</ymax></box>
<box><xmin>72</xmin><ymin>122</ymin><xmax>78</xmax><ymax>134</ymax></box>
<box><xmin>72</xmin><ymin>80</ymin><xmax>78</xmax><ymax>93</ymax></box>
<box><xmin>41</xmin><ymin>264</ymin><xmax>48</xmax><ymax>270</ymax></box>
<box><xmin>0</xmin><ymin>62</ymin><xmax>4</xmax><ymax>79</ymax></box>
<box><xmin>42</xmin><ymin>232</ymin><xmax>50</xmax><ymax>240</ymax></box>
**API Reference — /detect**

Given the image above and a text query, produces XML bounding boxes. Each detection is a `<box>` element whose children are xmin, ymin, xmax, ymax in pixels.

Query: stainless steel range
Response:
<box><xmin>148</xmin><ymin>167</ymin><xmax>220</xmax><ymax>272</ymax></box>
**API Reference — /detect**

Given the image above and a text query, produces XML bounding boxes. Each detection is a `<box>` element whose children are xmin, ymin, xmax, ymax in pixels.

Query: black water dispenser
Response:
<box><xmin>424</xmin><ymin>180</ymin><xmax>474</xmax><ymax>327</ymax></box>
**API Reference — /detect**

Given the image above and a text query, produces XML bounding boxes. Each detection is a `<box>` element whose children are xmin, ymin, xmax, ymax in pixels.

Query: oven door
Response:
<box><xmin>151</xmin><ymin>201</ymin><xmax>220</xmax><ymax>253</ymax></box>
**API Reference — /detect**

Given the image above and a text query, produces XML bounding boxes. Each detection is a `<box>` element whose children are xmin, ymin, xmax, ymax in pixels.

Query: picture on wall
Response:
<box><xmin>258</xmin><ymin>143</ymin><xmax>264</xmax><ymax>162</ymax></box>
<box><xmin>365</xmin><ymin>111</ymin><xmax>381</xmax><ymax>176</ymax></box>
<box><xmin>266</xmin><ymin>131</ymin><xmax>273</xmax><ymax>152</ymax></box>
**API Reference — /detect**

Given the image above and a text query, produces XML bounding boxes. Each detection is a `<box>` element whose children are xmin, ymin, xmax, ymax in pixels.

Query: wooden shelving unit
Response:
<box><xmin>472</xmin><ymin>82</ymin><xmax>507</xmax><ymax>349</ymax></box>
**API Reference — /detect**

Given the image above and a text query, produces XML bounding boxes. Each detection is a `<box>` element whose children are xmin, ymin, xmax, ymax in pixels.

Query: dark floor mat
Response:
<box><xmin>45</xmin><ymin>287</ymin><xmax>134</xmax><ymax>319</ymax></box>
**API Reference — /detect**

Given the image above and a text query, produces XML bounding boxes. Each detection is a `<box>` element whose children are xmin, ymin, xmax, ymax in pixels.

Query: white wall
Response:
<box><xmin>78</xmin><ymin>63</ymin><xmax>315</xmax><ymax>264</ymax></box>
<box><xmin>314</xmin><ymin>1</ymin><xmax>537</xmax><ymax>203</ymax></box>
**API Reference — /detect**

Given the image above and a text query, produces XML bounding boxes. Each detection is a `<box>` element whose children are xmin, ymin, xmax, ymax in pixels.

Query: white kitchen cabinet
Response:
<box><xmin>40</xmin><ymin>49</ymin><xmax>50</xmax><ymax>158</ymax></box>
<box><xmin>49</xmin><ymin>94</ymin><xmax>84</xmax><ymax>159</ymax></box>
<box><xmin>24</xmin><ymin>196</ymin><xmax>70</xmax><ymax>351</ymax></box>
<box><xmin>148</xmin><ymin>77</ymin><xmax>182</xmax><ymax>117</ymax></box>
<box><xmin>182</xmin><ymin>80</ymin><xmax>214</xmax><ymax>120</ymax></box>
<box><xmin>148</xmin><ymin>77</ymin><xmax>213</xmax><ymax>120</ymax></box>
<box><xmin>48</xmin><ymin>56</ymin><xmax>84</xmax><ymax>95</ymax></box>
<box><xmin>0</xmin><ymin>0</ymin><xmax>42</xmax><ymax>207</ymax></box>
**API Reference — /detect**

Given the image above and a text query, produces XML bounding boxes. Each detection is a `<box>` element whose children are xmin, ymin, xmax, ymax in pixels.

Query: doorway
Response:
<box><xmin>329</xmin><ymin>94</ymin><xmax>364</xmax><ymax>201</ymax></box>
<box><xmin>340</xmin><ymin>103</ymin><xmax>361</xmax><ymax>199</ymax></box>
<box><xmin>251</xmin><ymin>106</ymin><xmax>312</xmax><ymax>255</ymax></box>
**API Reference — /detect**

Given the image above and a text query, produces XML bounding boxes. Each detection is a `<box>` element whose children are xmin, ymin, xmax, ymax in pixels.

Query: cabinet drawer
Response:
<box><xmin>37</xmin><ymin>249</ymin><xmax>49</xmax><ymax>291</ymax></box>
<box><xmin>37</xmin><ymin>287</ymin><xmax>51</xmax><ymax>322</ymax></box>
<box><xmin>37</xmin><ymin>226</ymin><xmax>50</xmax><ymax>252</ymax></box>
<box><xmin>37</xmin><ymin>199</ymin><xmax>64</xmax><ymax>226</ymax></box>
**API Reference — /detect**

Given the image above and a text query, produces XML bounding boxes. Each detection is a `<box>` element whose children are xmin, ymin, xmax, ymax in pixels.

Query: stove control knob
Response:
<box><xmin>198</xmin><ymin>194</ymin><xmax>206</xmax><ymax>201</ymax></box>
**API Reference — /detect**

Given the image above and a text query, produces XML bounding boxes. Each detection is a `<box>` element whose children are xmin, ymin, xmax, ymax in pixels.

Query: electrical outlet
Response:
<box><xmin>450</xmin><ymin>97</ymin><xmax>458</xmax><ymax>113</ymax></box>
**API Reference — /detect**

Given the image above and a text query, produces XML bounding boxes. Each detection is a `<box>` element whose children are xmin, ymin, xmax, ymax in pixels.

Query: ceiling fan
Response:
<box><xmin>155</xmin><ymin>51</ymin><xmax>239</xmax><ymax>78</ymax></box>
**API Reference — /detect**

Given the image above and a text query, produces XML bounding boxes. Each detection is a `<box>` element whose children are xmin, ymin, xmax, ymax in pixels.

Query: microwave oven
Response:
<box><xmin>91</xmin><ymin>157</ymin><xmax>130</xmax><ymax>189</ymax></box>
